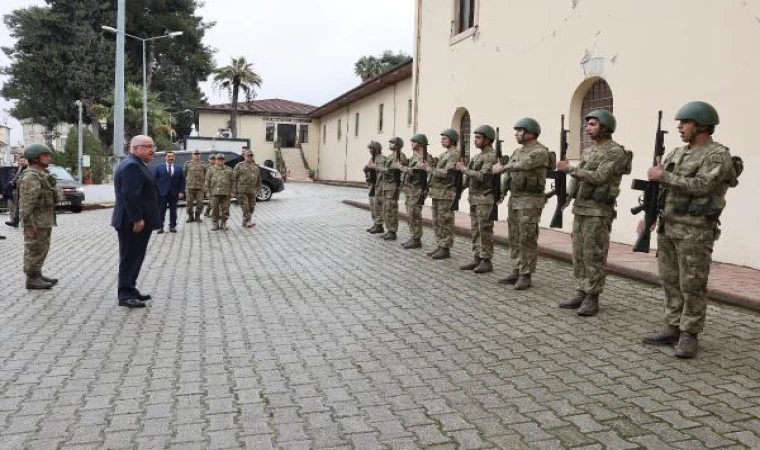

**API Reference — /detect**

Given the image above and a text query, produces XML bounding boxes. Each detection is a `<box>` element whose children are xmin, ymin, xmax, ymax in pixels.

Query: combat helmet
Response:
<box><xmin>473</xmin><ymin>125</ymin><xmax>496</xmax><ymax>141</ymax></box>
<box><xmin>410</xmin><ymin>134</ymin><xmax>428</xmax><ymax>146</ymax></box>
<box><xmin>440</xmin><ymin>128</ymin><xmax>459</xmax><ymax>144</ymax></box>
<box><xmin>389</xmin><ymin>137</ymin><xmax>404</xmax><ymax>149</ymax></box>
<box><xmin>674</xmin><ymin>101</ymin><xmax>719</xmax><ymax>126</ymax></box>
<box><xmin>585</xmin><ymin>109</ymin><xmax>616</xmax><ymax>132</ymax></box>
<box><xmin>24</xmin><ymin>143</ymin><xmax>53</xmax><ymax>161</ymax></box>
<box><xmin>513</xmin><ymin>118</ymin><xmax>541</xmax><ymax>136</ymax></box>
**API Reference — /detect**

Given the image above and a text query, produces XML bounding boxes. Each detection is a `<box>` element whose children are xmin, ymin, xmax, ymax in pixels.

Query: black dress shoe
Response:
<box><xmin>118</xmin><ymin>299</ymin><xmax>146</xmax><ymax>308</ymax></box>
<box><xmin>136</xmin><ymin>293</ymin><xmax>152</xmax><ymax>301</ymax></box>
<box><xmin>0</xmin><ymin>235</ymin><xmax>5</xmax><ymax>240</ymax></box>
<box><xmin>156</xmin><ymin>229</ymin><xmax>164</xmax><ymax>234</ymax></box>
<box><xmin>169</xmin><ymin>227</ymin><xmax>177</xmax><ymax>233</ymax></box>
<box><xmin>5</xmin><ymin>221</ymin><xmax>19</xmax><ymax>227</ymax></box>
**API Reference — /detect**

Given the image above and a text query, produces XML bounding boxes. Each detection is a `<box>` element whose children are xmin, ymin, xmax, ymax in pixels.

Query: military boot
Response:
<box><xmin>460</xmin><ymin>257</ymin><xmax>481</xmax><ymax>271</ymax></box>
<box><xmin>39</xmin><ymin>274</ymin><xmax>59</xmax><ymax>285</ymax></box>
<box><xmin>195</xmin><ymin>213</ymin><xmax>202</xmax><ymax>223</ymax></box>
<box><xmin>432</xmin><ymin>247</ymin><xmax>451</xmax><ymax>260</ymax></box>
<box><xmin>642</xmin><ymin>326</ymin><xmax>680</xmax><ymax>346</ymax></box>
<box><xmin>26</xmin><ymin>274</ymin><xmax>53</xmax><ymax>290</ymax></box>
<box><xmin>674</xmin><ymin>332</ymin><xmax>698</xmax><ymax>359</ymax></box>
<box><xmin>369</xmin><ymin>225</ymin><xmax>384</xmax><ymax>234</ymax></box>
<box><xmin>204</xmin><ymin>209</ymin><xmax>211</xmax><ymax>217</ymax></box>
<box><xmin>577</xmin><ymin>294</ymin><xmax>599</xmax><ymax>317</ymax></box>
<box><xmin>473</xmin><ymin>259</ymin><xmax>493</xmax><ymax>274</ymax></box>
<box><xmin>211</xmin><ymin>222</ymin><xmax>220</xmax><ymax>231</ymax></box>
<box><xmin>498</xmin><ymin>270</ymin><xmax>520</xmax><ymax>285</ymax></box>
<box><xmin>402</xmin><ymin>240</ymin><xmax>422</xmax><ymax>249</ymax></box>
<box><xmin>559</xmin><ymin>291</ymin><xmax>586</xmax><ymax>309</ymax></box>
<box><xmin>366</xmin><ymin>225</ymin><xmax>374</xmax><ymax>232</ymax></box>
<box><xmin>427</xmin><ymin>246</ymin><xmax>441</xmax><ymax>256</ymax></box>
<box><xmin>221</xmin><ymin>220</ymin><xmax>229</xmax><ymax>231</ymax></box>
<box><xmin>514</xmin><ymin>274</ymin><xmax>532</xmax><ymax>290</ymax></box>
<box><xmin>186</xmin><ymin>216</ymin><xmax>195</xmax><ymax>223</ymax></box>
<box><xmin>383</xmin><ymin>232</ymin><xmax>397</xmax><ymax>241</ymax></box>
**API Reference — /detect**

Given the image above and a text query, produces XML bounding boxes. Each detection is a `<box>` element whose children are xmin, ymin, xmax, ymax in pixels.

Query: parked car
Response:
<box><xmin>0</xmin><ymin>164</ymin><xmax>84</xmax><ymax>213</ymax></box>
<box><xmin>150</xmin><ymin>150</ymin><xmax>284</xmax><ymax>201</ymax></box>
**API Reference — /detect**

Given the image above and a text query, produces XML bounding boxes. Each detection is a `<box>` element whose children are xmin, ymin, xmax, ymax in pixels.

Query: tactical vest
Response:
<box><xmin>429</xmin><ymin>148</ymin><xmax>460</xmax><ymax>199</ymax></box>
<box><xmin>184</xmin><ymin>161</ymin><xmax>207</xmax><ymax>189</ymax></box>
<box><xmin>568</xmin><ymin>142</ymin><xmax>628</xmax><ymax>211</ymax></box>
<box><xmin>20</xmin><ymin>169</ymin><xmax>57</xmax><ymax>227</ymax></box>
<box><xmin>508</xmin><ymin>143</ymin><xmax>551</xmax><ymax>198</ymax></box>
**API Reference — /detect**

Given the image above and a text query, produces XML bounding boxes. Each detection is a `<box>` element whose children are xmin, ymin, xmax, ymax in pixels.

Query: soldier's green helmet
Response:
<box><xmin>674</xmin><ymin>101</ymin><xmax>719</xmax><ymax>126</ymax></box>
<box><xmin>216</xmin><ymin>153</ymin><xmax>226</xmax><ymax>160</ymax></box>
<box><xmin>367</xmin><ymin>141</ymin><xmax>381</xmax><ymax>152</ymax></box>
<box><xmin>410</xmin><ymin>133</ymin><xmax>428</xmax><ymax>146</ymax></box>
<box><xmin>389</xmin><ymin>137</ymin><xmax>404</xmax><ymax>149</ymax></box>
<box><xmin>24</xmin><ymin>143</ymin><xmax>53</xmax><ymax>161</ymax></box>
<box><xmin>440</xmin><ymin>128</ymin><xmax>459</xmax><ymax>144</ymax></box>
<box><xmin>585</xmin><ymin>109</ymin><xmax>616</xmax><ymax>132</ymax></box>
<box><xmin>514</xmin><ymin>117</ymin><xmax>541</xmax><ymax>136</ymax></box>
<box><xmin>473</xmin><ymin>125</ymin><xmax>496</xmax><ymax>141</ymax></box>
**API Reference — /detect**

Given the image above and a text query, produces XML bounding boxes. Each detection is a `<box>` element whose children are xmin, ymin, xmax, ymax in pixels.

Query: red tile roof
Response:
<box><xmin>198</xmin><ymin>98</ymin><xmax>317</xmax><ymax>116</ymax></box>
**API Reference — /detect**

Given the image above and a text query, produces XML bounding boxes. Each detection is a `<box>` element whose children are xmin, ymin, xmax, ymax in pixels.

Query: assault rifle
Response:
<box><xmin>364</xmin><ymin>154</ymin><xmax>377</xmax><ymax>197</ymax></box>
<box><xmin>449</xmin><ymin>143</ymin><xmax>465</xmax><ymax>211</ymax></box>
<box><xmin>631</xmin><ymin>110</ymin><xmax>667</xmax><ymax>253</ymax></box>
<box><xmin>391</xmin><ymin>147</ymin><xmax>402</xmax><ymax>201</ymax></box>
<box><xmin>487</xmin><ymin>127</ymin><xmax>504</xmax><ymax>221</ymax></box>
<box><xmin>546</xmin><ymin>115</ymin><xmax>569</xmax><ymax>228</ymax></box>
<box><xmin>415</xmin><ymin>146</ymin><xmax>429</xmax><ymax>206</ymax></box>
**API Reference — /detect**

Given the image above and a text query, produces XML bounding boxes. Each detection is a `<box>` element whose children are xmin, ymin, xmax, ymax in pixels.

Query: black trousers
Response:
<box><xmin>117</xmin><ymin>227</ymin><xmax>152</xmax><ymax>301</ymax></box>
<box><xmin>158</xmin><ymin>195</ymin><xmax>179</xmax><ymax>229</ymax></box>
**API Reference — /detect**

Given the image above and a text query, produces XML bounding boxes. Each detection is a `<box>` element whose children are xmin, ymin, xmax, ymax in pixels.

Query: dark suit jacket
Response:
<box><xmin>153</xmin><ymin>162</ymin><xmax>186</xmax><ymax>197</ymax></box>
<box><xmin>112</xmin><ymin>153</ymin><xmax>161</xmax><ymax>231</ymax></box>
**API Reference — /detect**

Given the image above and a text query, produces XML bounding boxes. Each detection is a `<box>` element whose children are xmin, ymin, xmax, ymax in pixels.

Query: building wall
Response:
<box><xmin>22</xmin><ymin>122</ymin><xmax>71</xmax><ymax>151</ymax></box>
<box><xmin>317</xmin><ymin>77</ymin><xmax>414</xmax><ymax>182</ymax></box>
<box><xmin>415</xmin><ymin>0</ymin><xmax>760</xmax><ymax>268</ymax></box>
<box><xmin>197</xmin><ymin>112</ymin><xmax>318</xmax><ymax>169</ymax></box>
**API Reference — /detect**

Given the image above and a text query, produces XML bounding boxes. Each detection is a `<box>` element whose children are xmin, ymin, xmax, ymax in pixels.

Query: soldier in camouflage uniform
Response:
<box><xmin>19</xmin><ymin>144</ymin><xmax>60</xmax><ymax>290</ymax></box>
<box><xmin>422</xmin><ymin>129</ymin><xmax>461</xmax><ymax>260</ymax></box>
<box><xmin>205</xmin><ymin>153</ymin><xmax>234</xmax><ymax>231</ymax></box>
<box><xmin>455</xmin><ymin>125</ymin><xmax>498</xmax><ymax>274</ymax></box>
<box><xmin>183</xmin><ymin>150</ymin><xmax>207</xmax><ymax>223</ymax></box>
<box><xmin>493</xmin><ymin>118</ymin><xmax>552</xmax><ymax>290</ymax></box>
<box><xmin>396</xmin><ymin>134</ymin><xmax>429</xmax><ymax>249</ymax></box>
<box><xmin>556</xmin><ymin>110</ymin><xmax>630</xmax><ymax>317</ymax></box>
<box><xmin>203</xmin><ymin>154</ymin><xmax>217</xmax><ymax>217</ymax></box>
<box><xmin>375</xmin><ymin>137</ymin><xmax>407</xmax><ymax>241</ymax></box>
<box><xmin>234</xmin><ymin>149</ymin><xmax>262</xmax><ymax>228</ymax></box>
<box><xmin>642</xmin><ymin>101</ymin><xmax>741</xmax><ymax>359</ymax></box>
<box><xmin>364</xmin><ymin>141</ymin><xmax>386</xmax><ymax>234</ymax></box>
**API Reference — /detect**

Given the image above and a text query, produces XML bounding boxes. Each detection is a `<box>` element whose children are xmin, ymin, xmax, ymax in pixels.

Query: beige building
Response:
<box><xmin>405</xmin><ymin>0</ymin><xmax>760</xmax><ymax>269</ymax></box>
<box><xmin>196</xmin><ymin>99</ymin><xmax>319</xmax><ymax>173</ymax></box>
<box><xmin>23</xmin><ymin>122</ymin><xmax>71</xmax><ymax>151</ymax></box>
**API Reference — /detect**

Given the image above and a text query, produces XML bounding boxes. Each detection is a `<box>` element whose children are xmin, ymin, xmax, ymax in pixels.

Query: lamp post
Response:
<box><xmin>102</xmin><ymin>26</ymin><xmax>183</xmax><ymax>136</ymax></box>
<box><xmin>75</xmin><ymin>100</ymin><xmax>83</xmax><ymax>183</ymax></box>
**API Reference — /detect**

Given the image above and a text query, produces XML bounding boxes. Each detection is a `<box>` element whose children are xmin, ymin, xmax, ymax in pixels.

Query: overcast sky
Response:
<box><xmin>0</xmin><ymin>0</ymin><xmax>414</xmax><ymax>145</ymax></box>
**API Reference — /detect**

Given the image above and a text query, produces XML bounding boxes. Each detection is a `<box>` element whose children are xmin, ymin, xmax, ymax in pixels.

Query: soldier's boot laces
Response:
<box><xmin>26</xmin><ymin>275</ymin><xmax>53</xmax><ymax>290</ymax></box>
<box><xmin>498</xmin><ymin>270</ymin><xmax>520</xmax><ymax>285</ymax></box>
<box><xmin>195</xmin><ymin>213</ymin><xmax>202</xmax><ymax>223</ymax></box>
<box><xmin>432</xmin><ymin>247</ymin><xmax>451</xmax><ymax>260</ymax></box>
<box><xmin>460</xmin><ymin>257</ymin><xmax>481</xmax><ymax>271</ymax></box>
<box><xmin>559</xmin><ymin>291</ymin><xmax>586</xmax><ymax>309</ymax></box>
<box><xmin>403</xmin><ymin>240</ymin><xmax>422</xmax><ymax>249</ymax></box>
<box><xmin>473</xmin><ymin>259</ymin><xmax>493</xmax><ymax>274</ymax></box>
<box><xmin>211</xmin><ymin>222</ymin><xmax>220</xmax><ymax>231</ymax></box>
<box><xmin>642</xmin><ymin>325</ymin><xmax>681</xmax><ymax>346</ymax></box>
<box><xmin>383</xmin><ymin>232</ymin><xmax>397</xmax><ymax>241</ymax></box>
<box><xmin>39</xmin><ymin>274</ymin><xmax>58</xmax><ymax>284</ymax></box>
<box><xmin>427</xmin><ymin>246</ymin><xmax>441</xmax><ymax>256</ymax></box>
<box><xmin>514</xmin><ymin>274</ymin><xmax>532</xmax><ymax>290</ymax></box>
<box><xmin>577</xmin><ymin>294</ymin><xmax>600</xmax><ymax>317</ymax></box>
<box><xmin>674</xmin><ymin>332</ymin><xmax>699</xmax><ymax>359</ymax></box>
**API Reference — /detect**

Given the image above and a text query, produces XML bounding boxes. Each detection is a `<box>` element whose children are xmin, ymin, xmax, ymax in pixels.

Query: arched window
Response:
<box><xmin>460</xmin><ymin>111</ymin><xmax>471</xmax><ymax>160</ymax></box>
<box><xmin>580</xmin><ymin>79</ymin><xmax>613</xmax><ymax>149</ymax></box>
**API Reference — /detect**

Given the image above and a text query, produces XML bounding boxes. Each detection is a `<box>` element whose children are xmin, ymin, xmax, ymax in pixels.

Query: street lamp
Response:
<box><xmin>75</xmin><ymin>100</ymin><xmax>83</xmax><ymax>183</ymax></box>
<box><xmin>101</xmin><ymin>26</ymin><xmax>183</xmax><ymax>136</ymax></box>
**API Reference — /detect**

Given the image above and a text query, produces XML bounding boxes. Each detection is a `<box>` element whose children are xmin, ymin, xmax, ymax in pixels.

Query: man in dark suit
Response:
<box><xmin>152</xmin><ymin>151</ymin><xmax>186</xmax><ymax>233</ymax></box>
<box><xmin>112</xmin><ymin>135</ymin><xmax>161</xmax><ymax>308</ymax></box>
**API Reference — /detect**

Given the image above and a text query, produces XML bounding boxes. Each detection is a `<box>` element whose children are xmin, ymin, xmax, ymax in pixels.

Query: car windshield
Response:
<box><xmin>48</xmin><ymin>165</ymin><xmax>76</xmax><ymax>182</ymax></box>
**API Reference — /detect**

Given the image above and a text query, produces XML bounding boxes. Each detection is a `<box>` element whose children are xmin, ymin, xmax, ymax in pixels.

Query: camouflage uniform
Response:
<box><xmin>566</xmin><ymin>141</ymin><xmax>629</xmax><ymax>295</ymax></box>
<box><xmin>428</xmin><ymin>147</ymin><xmax>460</xmax><ymax>250</ymax></box>
<box><xmin>183</xmin><ymin>159</ymin><xmax>207</xmax><ymax>220</ymax></box>
<box><xmin>657</xmin><ymin>137</ymin><xmax>736</xmax><ymax>334</ymax></box>
<box><xmin>205</xmin><ymin>161</ymin><xmax>234</xmax><ymax>229</ymax></box>
<box><xmin>19</xmin><ymin>168</ymin><xmax>58</xmax><ymax>279</ymax></box>
<box><xmin>401</xmin><ymin>153</ymin><xmax>426</xmax><ymax>242</ymax></box>
<box><xmin>368</xmin><ymin>153</ymin><xmax>386</xmax><ymax>227</ymax></box>
<box><xmin>501</xmin><ymin>142</ymin><xmax>551</xmax><ymax>275</ymax></box>
<box><xmin>234</xmin><ymin>160</ymin><xmax>262</xmax><ymax>226</ymax></box>
<box><xmin>378</xmin><ymin>151</ymin><xmax>407</xmax><ymax>234</ymax></box>
<box><xmin>203</xmin><ymin>159</ymin><xmax>218</xmax><ymax>216</ymax></box>
<box><xmin>463</xmin><ymin>146</ymin><xmax>497</xmax><ymax>260</ymax></box>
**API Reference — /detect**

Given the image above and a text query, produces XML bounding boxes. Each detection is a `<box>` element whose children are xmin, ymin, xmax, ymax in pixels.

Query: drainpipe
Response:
<box><xmin>413</xmin><ymin>0</ymin><xmax>423</xmax><ymax>133</ymax></box>
<box><xmin>344</xmin><ymin>105</ymin><xmax>350</xmax><ymax>180</ymax></box>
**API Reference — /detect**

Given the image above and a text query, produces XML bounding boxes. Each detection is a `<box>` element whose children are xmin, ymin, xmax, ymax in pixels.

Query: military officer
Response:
<box><xmin>19</xmin><ymin>144</ymin><xmax>59</xmax><ymax>289</ymax></box>
<box><xmin>556</xmin><ymin>110</ymin><xmax>630</xmax><ymax>316</ymax></box>
<box><xmin>364</xmin><ymin>141</ymin><xmax>386</xmax><ymax>234</ymax></box>
<box><xmin>492</xmin><ymin>118</ymin><xmax>552</xmax><ymax>290</ymax></box>
<box><xmin>396</xmin><ymin>134</ymin><xmax>429</xmax><ymax>249</ymax></box>
<box><xmin>203</xmin><ymin>154</ymin><xmax>218</xmax><ymax>217</ymax></box>
<box><xmin>421</xmin><ymin>129</ymin><xmax>461</xmax><ymax>260</ymax></box>
<box><xmin>642</xmin><ymin>101</ymin><xmax>741</xmax><ymax>359</ymax></box>
<box><xmin>205</xmin><ymin>153</ymin><xmax>234</xmax><ymax>231</ymax></box>
<box><xmin>376</xmin><ymin>137</ymin><xmax>407</xmax><ymax>241</ymax></box>
<box><xmin>234</xmin><ymin>149</ymin><xmax>262</xmax><ymax>228</ymax></box>
<box><xmin>455</xmin><ymin>125</ymin><xmax>498</xmax><ymax>274</ymax></box>
<box><xmin>184</xmin><ymin>149</ymin><xmax>207</xmax><ymax>223</ymax></box>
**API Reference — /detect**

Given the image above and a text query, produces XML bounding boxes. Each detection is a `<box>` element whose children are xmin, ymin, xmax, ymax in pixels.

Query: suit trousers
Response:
<box><xmin>158</xmin><ymin>195</ymin><xmax>179</xmax><ymax>228</ymax></box>
<box><xmin>117</xmin><ymin>227</ymin><xmax>152</xmax><ymax>301</ymax></box>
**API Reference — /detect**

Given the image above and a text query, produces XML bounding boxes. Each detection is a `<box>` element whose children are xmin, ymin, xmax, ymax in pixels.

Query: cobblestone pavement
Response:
<box><xmin>1</xmin><ymin>182</ymin><xmax>760</xmax><ymax>450</ymax></box>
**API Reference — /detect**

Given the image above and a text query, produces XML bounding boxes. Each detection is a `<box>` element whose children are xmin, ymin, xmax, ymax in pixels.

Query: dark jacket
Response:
<box><xmin>111</xmin><ymin>153</ymin><xmax>161</xmax><ymax>230</ymax></box>
<box><xmin>152</xmin><ymin>162</ymin><xmax>186</xmax><ymax>197</ymax></box>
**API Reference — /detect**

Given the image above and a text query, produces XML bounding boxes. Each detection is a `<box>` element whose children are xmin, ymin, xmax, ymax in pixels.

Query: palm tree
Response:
<box><xmin>212</xmin><ymin>57</ymin><xmax>263</xmax><ymax>138</ymax></box>
<box><xmin>354</xmin><ymin>56</ymin><xmax>383</xmax><ymax>82</ymax></box>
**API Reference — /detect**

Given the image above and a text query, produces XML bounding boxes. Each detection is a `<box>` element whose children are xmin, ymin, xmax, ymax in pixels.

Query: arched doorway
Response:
<box><xmin>579</xmin><ymin>79</ymin><xmax>613</xmax><ymax>150</ymax></box>
<box><xmin>451</xmin><ymin>108</ymin><xmax>472</xmax><ymax>160</ymax></box>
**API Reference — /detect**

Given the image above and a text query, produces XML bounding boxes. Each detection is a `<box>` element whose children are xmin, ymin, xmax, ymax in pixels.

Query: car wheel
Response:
<box><xmin>257</xmin><ymin>183</ymin><xmax>272</xmax><ymax>201</ymax></box>
<box><xmin>71</xmin><ymin>205</ymin><xmax>83</xmax><ymax>213</ymax></box>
